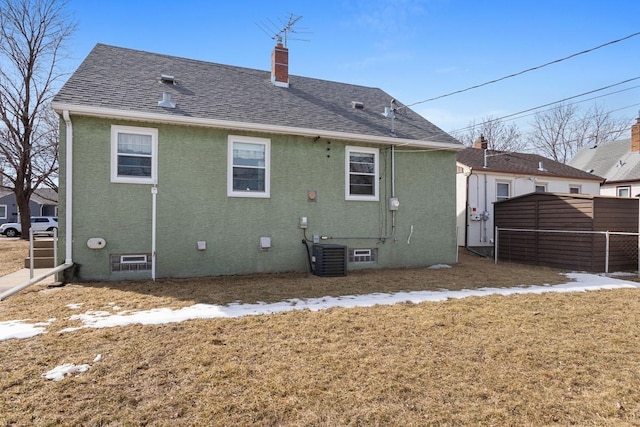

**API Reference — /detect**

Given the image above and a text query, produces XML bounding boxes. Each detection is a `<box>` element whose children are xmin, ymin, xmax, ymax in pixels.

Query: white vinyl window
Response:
<box><xmin>111</xmin><ymin>125</ymin><xmax>158</xmax><ymax>184</ymax></box>
<box><xmin>535</xmin><ymin>184</ymin><xmax>547</xmax><ymax>192</ymax></box>
<box><xmin>0</xmin><ymin>205</ymin><xmax>6</xmax><ymax>219</ymax></box>
<box><xmin>617</xmin><ymin>186</ymin><xmax>631</xmax><ymax>197</ymax></box>
<box><xmin>345</xmin><ymin>146</ymin><xmax>379</xmax><ymax>201</ymax></box>
<box><xmin>569</xmin><ymin>185</ymin><xmax>581</xmax><ymax>194</ymax></box>
<box><xmin>227</xmin><ymin>135</ymin><xmax>270</xmax><ymax>198</ymax></box>
<box><xmin>496</xmin><ymin>182</ymin><xmax>510</xmax><ymax>201</ymax></box>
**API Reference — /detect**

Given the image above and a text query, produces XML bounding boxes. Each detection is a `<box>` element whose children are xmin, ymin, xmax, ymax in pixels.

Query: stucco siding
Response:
<box><xmin>59</xmin><ymin>116</ymin><xmax>457</xmax><ymax>280</ymax></box>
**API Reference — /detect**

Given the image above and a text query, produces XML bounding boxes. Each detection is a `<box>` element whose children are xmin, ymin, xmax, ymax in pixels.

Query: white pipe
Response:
<box><xmin>62</xmin><ymin>110</ymin><xmax>73</xmax><ymax>264</ymax></box>
<box><xmin>482</xmin><ymin>173</ymin><xmax>488</xmax><ymax>243</ymax></box>
<box><xmin>0</xmin><ymin>262</ymin><xmax>73</xmax><ymax>301</ymax></box>
<box><xmin>151</xmin><ymin>185</ymin><xmax>157</xmax><ymax>281</ymax></box>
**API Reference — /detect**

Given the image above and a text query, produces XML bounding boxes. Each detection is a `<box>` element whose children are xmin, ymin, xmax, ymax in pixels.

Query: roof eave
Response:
<box><xmin>456</xmin><ymin>163</ymin><xmax>604</xmax><ymax>182</ymax></box>
<box><xmin>51</xmin><ymin>102</ymin><xmax>464</xmax><ymax>151</ymax></box>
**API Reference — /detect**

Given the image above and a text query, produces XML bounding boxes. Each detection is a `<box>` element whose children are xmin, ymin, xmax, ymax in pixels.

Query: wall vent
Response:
<box><xmin>313</xmin><ymin>244</ymin><xmax>347</xmax><ymax>277</ymax></box>
<box><xmin>160</xmin><ymin>74</ymin><xmax>175</xmax><ymax>84</ymax></box>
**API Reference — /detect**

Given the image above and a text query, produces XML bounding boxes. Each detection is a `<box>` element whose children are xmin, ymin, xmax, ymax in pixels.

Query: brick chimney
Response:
<box><xmin>632</xmin><ymin>115</ymin><xmax>640</xmax><ymax>152</ymax></box>
<box><xmin>271</xmin><ymin>42</ymin><xmax>289</xmax><ymax>88</ymax></box>
<box><xmin>473</xmin><ymin>134</ymin><xmax>488</xmax><ymax>150</ymax></box>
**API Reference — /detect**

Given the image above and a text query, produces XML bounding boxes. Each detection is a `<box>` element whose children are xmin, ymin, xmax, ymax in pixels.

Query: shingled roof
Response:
<box><xmin>569</xmin><ymin>139</ymin><xmax>640</xmax><ymax>184</ymax></box>
<box><xmin>457</xmin><ymin>148</ymin><xmax>603</xmax><ymax>181</ymax></box>
<box><xmin>52</xmin><ymin>44</ymin><xmax>461</xmax><ymax>149</ymax></box>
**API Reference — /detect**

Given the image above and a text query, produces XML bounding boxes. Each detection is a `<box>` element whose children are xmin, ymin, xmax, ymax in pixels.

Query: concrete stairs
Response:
<box><xmin>24</xmin><ymin>238</ymin><xmax>55</xmax><ymax>268</ymax></box>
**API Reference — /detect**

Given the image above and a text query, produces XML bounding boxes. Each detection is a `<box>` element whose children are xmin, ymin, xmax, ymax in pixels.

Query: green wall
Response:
<box><xmin>59</xmin><ymin>116</ymin><xmax>458</xmax><ymax>280</ymax></box>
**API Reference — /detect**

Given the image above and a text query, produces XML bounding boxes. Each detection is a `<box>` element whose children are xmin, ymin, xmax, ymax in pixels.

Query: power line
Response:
<box><xmin>450</xmin><ymin>76</ymin><xmax>640</xmax><ymax>133</ymax></box>
<box><xmin>406</xmin><ymin>30</ymin><xmax>640</xmax><ymax>108</ymax></box>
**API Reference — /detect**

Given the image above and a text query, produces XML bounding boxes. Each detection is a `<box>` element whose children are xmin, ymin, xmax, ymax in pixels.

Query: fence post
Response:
<box><xmin>494</xmin><ymin>226</ymin><xmax>499</xmax><ymax>264</ymax></box>
<box><xmin>29</xmin><ymin>229</ymin><xmax>34</xmax><ymax>279</ymax></box>
<box><xmin>605</xmin><ymin>231</ymin><xmax>610</xmax><ymax>275</ymax></box>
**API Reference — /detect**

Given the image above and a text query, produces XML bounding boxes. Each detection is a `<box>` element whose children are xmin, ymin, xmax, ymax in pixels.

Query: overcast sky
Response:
<box><xmin>62</xmin><ymin>0</ymin><xmax>640</xmax><ymax>137</ymax></box>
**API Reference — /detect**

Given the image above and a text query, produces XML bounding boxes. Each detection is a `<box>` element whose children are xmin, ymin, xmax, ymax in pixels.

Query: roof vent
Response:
<box><xmin>351</xmin><ymin>101</ymin><xmax>364</xmax><ymax>110</ymax></box>
<box><xmin>160</xmin><ymin>74</ymin><xmax>175</xmax><ymax>84</ymax></box>
<box><xmin>537</xmin><ymin>161</ymin><xmax>546</xmax><ymax>172</ymax></box>
<box><xmin>158</xmin><ymin>92</ymin><xmax>176</xmax><ymax>108</ymax></box>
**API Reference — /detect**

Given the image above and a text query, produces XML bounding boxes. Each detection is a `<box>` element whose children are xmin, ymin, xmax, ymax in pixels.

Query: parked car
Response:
<box><xmin>0</xmin><ymin>216</ymin><xmax>58</xmax><ymax>237</ymax></box>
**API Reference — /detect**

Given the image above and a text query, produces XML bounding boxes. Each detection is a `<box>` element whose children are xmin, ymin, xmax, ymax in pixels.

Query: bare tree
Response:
<box><xmin>452</xmin><ymin>116</ymin><xmax>527</xmax><ymax>152</ymax></box>
<box><xmin>0</xmin><ymin>0</ymin><xmax>74</xmax><ymax>238</ymax></box>
<box><xmin>528</xmin><ymin>103</ymin><xmax>630</xmax><ymax>163</ymax></box>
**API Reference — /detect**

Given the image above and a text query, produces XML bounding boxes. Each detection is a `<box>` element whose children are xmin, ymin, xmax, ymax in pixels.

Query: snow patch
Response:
<box><xmin>428</xmin><ymin>264</ymin><xmax>452</xmax><ymax>269</ymax></box>
<box><xmin>0</xmin><ymin>320</ymin><xmax>49</xmax><ymax>341</ymax></box>
<box><xmin>2</xmin><ymin>273</ymin><xmax>640</xmax><ymax>340</ymax></box>
<box><xmin>42</xmin><ymin>363</ymin><xmax>90</xmax><ymax>381</ymax></box>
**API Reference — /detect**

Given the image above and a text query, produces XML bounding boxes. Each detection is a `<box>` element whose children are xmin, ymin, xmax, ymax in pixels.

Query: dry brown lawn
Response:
<box><xmin>2</xmin><ymin>251</ymin><xmax>640</xmax><ymax>426</ymax></box>
<box><xmin>0</xmin><ymin>237</ymin><xmax>28</xmax><ymax>276</ymax></box>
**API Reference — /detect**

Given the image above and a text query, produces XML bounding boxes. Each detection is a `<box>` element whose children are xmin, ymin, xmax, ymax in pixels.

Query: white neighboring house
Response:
<box><xmin>456</xmin><ymin>139</ymin><xmax>602</xmax><ymax>254</ymax></box>
<box><xmin>569</xmin><ymin>116</ymin><xmax>640</xmax><ymax>197</ymax></box>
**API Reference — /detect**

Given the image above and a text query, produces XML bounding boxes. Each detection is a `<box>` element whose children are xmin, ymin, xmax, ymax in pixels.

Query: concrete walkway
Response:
<box><xmin>0</xmin><ymin>268</ymin><xmax>58</xmax><ymax>294</ymax></box>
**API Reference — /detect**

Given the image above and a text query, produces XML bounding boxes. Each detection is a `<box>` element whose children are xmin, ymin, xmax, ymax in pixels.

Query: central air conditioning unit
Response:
<box><xmin>313</xmin><ymin>244</ymin><xmax>347</xmax><ymax>277</ymax></box>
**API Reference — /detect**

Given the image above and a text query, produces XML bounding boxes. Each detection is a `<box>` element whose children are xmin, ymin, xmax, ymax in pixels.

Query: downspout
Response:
<box><xmin>1</xmin><ymin>112</ymin><xmax>74</xmax><ymax>300</ymax></box>
<box><xmin>151</xmin><ymin>185</ymin><xmax>157</xmax><ymax>281</ymax></box>
<box><xmin>62</xmin><ymin>110</ymin><xmax>73</xmax><ymax>265</ymax></box>
<box><xmin>464</xmin><ymin>168</ymin><xmax>472</xmax><ymax>248</ymax></box>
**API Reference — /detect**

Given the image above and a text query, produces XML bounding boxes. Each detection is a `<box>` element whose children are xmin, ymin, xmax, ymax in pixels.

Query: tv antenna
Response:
<box><xmin>256</xmin><ymin>14</ymin><xmax>310</xmax><ymax>47</ymax></box>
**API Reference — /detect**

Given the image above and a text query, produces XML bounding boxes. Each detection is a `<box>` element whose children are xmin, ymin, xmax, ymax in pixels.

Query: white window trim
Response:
<box><xmin>535</xmin><ymin>183</ymin><xmax>547</xmax><ymax>192</ymax></box>
<box><xmin>120</xmin><ymin>254</ymin><xmax>148</xmax><ymax>264</ymax></box>
<box><xmin>227</xmin><ymin>135</ymin><xmax>271</xmax><ymax>198</ymax></box>
<box><xmin>496</xmin><ymin>181</ymin><xmax>511</xmax><ymax>201</ymax></box>
<box><xmin>617</xmin><ymin>186</ymin><xmax>631</xmax><ymax>197</ymax></box>
<box><xmin>345</xmin><ymin>146</ymin><xmax>379</xmax><ymax>201</ymax></box>
<box><xmin>111</xmin><ymin>125</ymin><xmax>158</xmax><ymax>184</ymax></box>
<box><xmin>569</xmin><ymin>185</ymin><xmax>581</xmax><ymax>194</ymax></box>
<box><xmin>0</xmin><ymin>204</ymin><xmax>6</xmax><ymax>220</ymax></box>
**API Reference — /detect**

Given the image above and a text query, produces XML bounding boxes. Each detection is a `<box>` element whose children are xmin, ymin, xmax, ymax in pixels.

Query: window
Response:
<box><xmin>496</xmin><ymin>182</ymin><xmax>510</xmax><ymax>201</ymax></box>
<box><xmin>111</xmin><ymin>253</ymin><xmax>152</xmax><ymax>272</ymax></box>
<box><xmin>617</xmin><ymin>186</ymin><xmax>631</xmax><ymax>197</ymax></box>
<box><xmin>569</xmin><ymin>185</ymin><xmax>581</xmax><ymax>194</ymax></box>
<box><xmin>227</xmin><ymin>135</ymin><xmax>270</xmax><ymax>198</ymax></box>
<box><xmin>345</xmin><ymin>146</ymin><xmax>379</xmax><ymax>201</ymax></box>
<box><xmin>111</xmin><ymin>125</ymin><xmax>158</xmax><ymax>184</ymax></box>
<box><xmin>0</xmin><ymin>205</ymin><xmax>6</xmax><ymax>219</ymax></box>
<box><xmin>535</xmin><ymin>184</ymin><xmax>547</xmax><ymax>192</ymax></box>
<box><xmin>348</xmin><ymin>248</ymin><xmax>378</xmax><ymax>263</ymax></box>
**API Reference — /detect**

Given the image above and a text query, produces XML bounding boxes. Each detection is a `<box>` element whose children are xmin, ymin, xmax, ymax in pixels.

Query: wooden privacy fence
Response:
<box><xmin>495</xmin><ymin>227</ymin><xmax>640</xmax><ymax>274</ymax></box>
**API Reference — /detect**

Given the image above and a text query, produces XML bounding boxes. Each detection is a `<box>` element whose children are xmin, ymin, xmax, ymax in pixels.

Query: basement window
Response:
<box><xmin>111</xmin><ymin>253</ymin><xmax>152</xmax><ymax>272</ymax></box>
<box><xmin>348</xmin><ymin>248</ymin><xmax>377</xmax><ymax>263</ymax></box>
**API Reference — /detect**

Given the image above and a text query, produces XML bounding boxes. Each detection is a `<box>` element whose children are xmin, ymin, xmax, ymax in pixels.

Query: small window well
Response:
<box><xmin>349</xmin><ymin>248</ymin><xmax>377</xmax><ymax>263</ymax></box>
<box><xmin>111</xmin><ymin>253</ymin><xmax>152</xmax><ymax>272</ymax></box>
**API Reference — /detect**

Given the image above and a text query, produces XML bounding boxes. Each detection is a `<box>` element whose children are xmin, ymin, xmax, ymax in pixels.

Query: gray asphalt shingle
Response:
<box><xmin>53</xmin><ymin>44</ymin><xmax>461</xmax><ymax>145</ymax></box>
<box><xmin>457</xmin><ymin>148</ymin><xmax>603</xmax><ymax>181</ymax></box>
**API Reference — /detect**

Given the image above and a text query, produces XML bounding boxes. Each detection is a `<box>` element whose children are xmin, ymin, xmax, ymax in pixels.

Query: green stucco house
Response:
<box><xmin>51</xmin><ymin>43</ymin><xmax>463</xmax><ymax>281</ymax></box>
